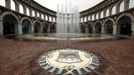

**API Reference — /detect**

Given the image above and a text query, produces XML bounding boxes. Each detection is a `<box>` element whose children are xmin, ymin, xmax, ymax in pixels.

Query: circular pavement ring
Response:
<box><xmin>37</xmin><ymin>48</ymin><xmax>100</xmax><ymax>75</ymax></box>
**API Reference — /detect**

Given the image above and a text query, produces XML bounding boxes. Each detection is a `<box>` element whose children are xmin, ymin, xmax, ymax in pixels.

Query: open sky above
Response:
<box><xmin>34</xmin><ymin>0</ymin><xmax>103</xmax><ymax>11</ymax></box>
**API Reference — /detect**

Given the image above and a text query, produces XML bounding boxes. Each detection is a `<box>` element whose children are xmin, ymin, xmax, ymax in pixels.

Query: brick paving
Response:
<box><xmin>0</xmin><ymin>37</ymin><xmax>134</xmax><ymax>75</ymax></box>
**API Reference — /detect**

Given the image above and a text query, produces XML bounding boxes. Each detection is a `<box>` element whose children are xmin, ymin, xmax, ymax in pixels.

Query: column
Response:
<box><xmin>0</xmin><ymin>19</ymin><xmax>3</xmax><ymax>35</ymax></box>
<box><xmin>113</xmin><ymin>24</ymin><xmax>117</xmax><ymax>35</ymax></box>
<box><xmin>23</xmin><ymin>6</ymin><xmax>27</xmax><ymax>15</ymax></box>
<box><xmin>29</xmin><ymin>9</ymin><xmax>32</xmax><ymax>17</ymax></box>
<box><xmin>35</xmin><ymin>11</ymin><xmax>37</xmax><ymax>17</ymax></box>
<box><xmin>109</xmin><ymin>7</ymin><xmax>112</xmax><ymax>16</ymax></box>
<box><xmin>6</xmin><ymin>0</ymin><xmax>11</xmax><ymax>9</ymax></box>
<box><xmin>132</xmin><ymin>21</ymin><xmax>134</xmax><ymax>36</ymax></box>
<box><xmin>124</xmin><ymin>0</ymin><xmax>129</xmax><ymax>10</ymax></box>
<box><xmin>15</xmin><ymin>2</ymin><xmax>19</xmax><ymax>12</ymax></box>
<box><xmin>39</xmin><ymin>13</ymin><xmax>41</xmax><ymax>19</ymax></box>
<box><xmin>101</xmin><ymin>25</ymin><xmax>104</xmax><ymax>34</ymax></box>
<box><xmin>47</xmin><ymin>16</ymin><xmax>49</xmax><ymax>22</ymax></box>
<box><xmin>31</xmin><ymin>23</ymin><xmax>34</xmax><ymax>34</ymax></box>
<box><xmin>93</xmin><ymin>25</ymin><xmax>96</xmax><ymax>34</ymax></box>
<box><xmin>40</xmin><ymin>24</ymin><xmax>43</xmax><ymax>34</ymax></box>
<box><xmin>18</xmin><ymin>23</ymin><xmax>22</xmax><ymax>35</ymax></box>
<box><xmin>116</xmin><ymin>3</ymin><xmax>120</xmax><ymax>14</ymax></box>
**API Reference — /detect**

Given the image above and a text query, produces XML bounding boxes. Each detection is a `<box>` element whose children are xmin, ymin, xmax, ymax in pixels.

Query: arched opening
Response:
<box><xmin>117</xmin><ymin>16</ymin><xmax>132</xmax><ymax>36</ymax></box>
<box><xmin>43</xmin><ymin>24</ymin><xmax>48</xmax><ymax>33</ymax></box>
<box><xmin>92</xmin><ymin>15</ymin><xmax>95</xmax><ymax>21</ymax></box>
<box><xmin>50</xmin><ymin>24</ymin><xmax>56</xmax><ymax>33</ymax></box>
<box><xmin>95</xmin><ymin>22</ymin><xmax>101</xmax><ymax>34</ymax></box>
<box><xmin>84</xmin><ymin>17</ymin><xmax>87</xmax><ymax>22</ymax></box>
<box><xmin>32</xmin><ymin>10</ymin><xmax>35</xmax><ymax>17</ymax></box>
<box><xmin>3</xmin><ymin>15</ymin><xmax>18</xmax><ymax>36</ymax></box>
<box><xmin>112</xmin><ymin>5</ymin><xmax>116</xmax><ymax>15</ymax></box>
<box><xmin>106</xmin><ymin>9</ymin><xmax>109</xmax><ymax>17</ymax></box>
<box><xmin>37</xmin><ymin>12</ymin><xmax>40</xmax><ymax>18</ymax></box>
<box><xmin>11</xmin><ymin>0</ymin><xmax>15</xmax><ymax>11</ymax></box>
<box><xmin>41</xmin><ymin>14</ymin><xmax>44</xmax><ymax>19</ymax></box>
<box><xmin>88</xmin><ymin>16</ymin><xmax>91</xmax><ymax>21</ymax></box>
<box><xmin>22</xmin><ymin>19</ymin><xmax>31</xmax><ymax>34</ymax></box>
<box><xmin>100</xmin><ymin>11</ymin><xmax>104</xmax><ymax>18</ymax></box>
<box><xmin>0</xmin><ymin>0</ymin><xmax>5</xmax><ymax>7</ymax></box>
<box><xmin>119</xmin><ymin>2</ymin><xmax>124</xmax><ymax>12</ymax></box>
<box><xmin>45</xmin><ymin>15</ymin><xmax>48</xmax><ymax>21</ymax></box>
<box><xmin>34</xmin><ymin>22</ymin><xmax>41</xmax><ymax>33</ymax></box>
<box><xmin>129</xmin><ymin>0</ymin><xmax>134</xmax><ymax>9</ymax></box>
<box><xmin>26</xmin><ymin>8</ymin><xmax>30</xmax><ymax>16</ymax></box>
<box><xmin>96</xmin><ymin>13</ymin><xmax>99</xmax><ymax>20</ymax></box>
<box><xmin>49</xmin><ymin>16</ymin><xmax>52</xmax><ymax>22</ymax></box>
<box><xmin>19</xmin><ymin>4</ymin><xmax>24</xmax><ymax>14</ymax></box>
<box><xmin>104</xmin><ymin>20</ymin><xmax>113</xmax><ymax>34</ymax></box>
<box><xmin>81</xmin><ymin>24</ymin><xmax>86</xmax><ymax>33</ymax></box>
<box><xmin>87</xmin><ymin>24</ymin><xmax>93</xmax><ymax>33</ymax></box>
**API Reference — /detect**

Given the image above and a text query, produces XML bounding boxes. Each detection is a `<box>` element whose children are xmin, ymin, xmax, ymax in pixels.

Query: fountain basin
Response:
<box><xmin>17</xmin><ymin>33</ymin><xmax>118</xmax><ymax>41</ymax></box>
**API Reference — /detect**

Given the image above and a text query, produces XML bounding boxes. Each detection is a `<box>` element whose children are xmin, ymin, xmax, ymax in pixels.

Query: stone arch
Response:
<box><xmin>0</xmin><ymin>12</ymin><xmax>19</xmax><ymax>35</ymax></box>
<box><xmin>95</xmin><ymin>21</ymin><xmax>102</xmax><ymax>34</ymax></box>
<box><xmin>103</xmin><ymin>18</ymin><xmax>114</xmax><ymax>34</ymax></box>
<box><xmin>43</xmin><ymin>22</ymin><xmax>49</xmax><ymax>33</ymax></box>
<box><xmin>80</xmin><ymin>23</ymin><xmax>86</xmax><ymax>33</ymax></box>
<box><xmin>116</xmin><ymin>13</ymin><xmax>134</xmax><ymax>36</ymax></box>
<box><xmin>32</xmin><ymin>20</ymin><xmax>41</xmax><ymax>33</ymax></box>
<box><xmin>116</xmin><ymin>13</ymin><xmax>134</xmax><ymax>25</ymax></box>
<box><xmin>86</xmin><ymin>22</ymin><xmax>93</xmax><ymax>33</ymax></box>
<box><xmin>20</xmin><ymin>17</ymin><xmax>32</xmax><ymax>34</ymax></box>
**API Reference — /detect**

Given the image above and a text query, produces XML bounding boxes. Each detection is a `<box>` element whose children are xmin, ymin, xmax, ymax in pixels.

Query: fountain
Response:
<box><xmin>56</xmin><ymin>2</ymin><xmax>81</xmax><ymax>38</ymax></box>
<box><xmin>17</xmin><ymin>1</ymin><xmax>118</xmax><ymax>41</ymax></box>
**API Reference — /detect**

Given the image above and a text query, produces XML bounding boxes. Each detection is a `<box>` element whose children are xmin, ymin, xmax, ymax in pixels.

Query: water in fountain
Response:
<box><xmin>56</xmin><ymin>1</ymin><xmax>81</xmax><ymax>38</ymax></box>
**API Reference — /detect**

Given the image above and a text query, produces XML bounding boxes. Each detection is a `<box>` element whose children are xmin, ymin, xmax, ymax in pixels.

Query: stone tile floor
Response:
<box><xmin>0</xmin><ymin>37</ymin><xmax>134</xmax><ymax>75</ymax></box>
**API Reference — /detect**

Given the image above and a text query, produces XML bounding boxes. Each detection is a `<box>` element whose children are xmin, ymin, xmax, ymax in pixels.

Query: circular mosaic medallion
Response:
<box><xmin>38</xmin><ymin>49</ymin><xmax>100</xmax><ymax>75</ymax></box>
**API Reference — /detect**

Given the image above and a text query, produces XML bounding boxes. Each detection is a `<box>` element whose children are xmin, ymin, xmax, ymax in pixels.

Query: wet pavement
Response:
<box><xmin>0</xmin><ymin>36</ymin><xmax>134</xmax><ymax>75</ymax></box>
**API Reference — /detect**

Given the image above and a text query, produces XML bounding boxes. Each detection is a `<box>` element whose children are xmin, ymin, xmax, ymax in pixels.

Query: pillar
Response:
<box><xmin>23</xmin><ymin>6</ymin><xmax>27</xmax><ymax>15</ymax></box>
<box><xmin>101</xmin><ymin>25</ymin><xmax>104</xmax><ymax>34</ymax></box>
<box><xmin>18</xmin><ymin>23</ymin><xmax>22</xmax><ymax>35</ymax></box>
<box><xmin>31</xmin><ymin>23</ymin><xmax>34</xmax><ymax>34</ymax></box>
<box><xmin>35</xmin><ymin>11</ymin><xmax>37</xmax><ymax>17</ymax></box>
<box><xmin>47</xmin><ymin>15</ymin><xmax>49</xmax><ymax>21</ymax></box>
<box><xmin>113</xmin><ymin>24</ymin><xmax>117</xmax><ymax>35</ymax></box>
<box><xmin>15</xmin><ymin>2</ymin><xmax>19</xmax><ymax>12</ymax></box>
<box><xmin>6</xmin><ymin>0</ymin><xmax>11</xmax><ymax>9</ymax></box>
<box><xmin>132</xmin><ymin>21</ymin><xmax>134</xmax><ymax>36</ymax></box>
<box><xmin>124</xmin><ymin>0</ymin><xmax>129</xmax><ymax>10</ymax></box>
<box><xmin>29</xmin><ymin>9</ymin><xmax>32</xmax><ymax>17</ymax></box>
<box><xmin>39</xmin><ymin>13</ymin><xmax>41</xmax><ymax>19</ymax></box>
<box><xmin>116</xmin><ymin>3</ymin><xmax>120</xmax><ymax>14</ymax></box>
<box><xmin>98</xmin><ymin>12</ymin><xmax>101</xmax><ymax>19</ymax></box>
<box><xmin>0</xmin><ymin>19</ymin><xmax>3</xmax><ymax>35</ymax></box>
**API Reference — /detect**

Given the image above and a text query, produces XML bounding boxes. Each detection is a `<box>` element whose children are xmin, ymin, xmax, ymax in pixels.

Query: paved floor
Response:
<box><xmin>0</xmin><ymin>37</ymin><xmax>134</xmax><ymax>75</ymax></box>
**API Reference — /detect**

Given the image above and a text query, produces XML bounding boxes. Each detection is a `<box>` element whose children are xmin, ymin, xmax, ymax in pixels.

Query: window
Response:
<box><xmin>106</xmin><ymin>9</ymin><xmax>109</xmax><ymax>17</ymax></box>
<box><xmin>19</xmin><ymin>4</ymin><xmax>24</xmax><ymax>14</ymax></box>
<box><xmin>101</xmin><ymin>11</ymin><xmax>104</xmax><ymax>18</ymax></box>
<box><xmin>119</xmin><ymin>2</ymin><xmax>124</xmax><ymax>12</ymax></box>
<box><xmin>11</xmin><ymin>0</ymin><xmax>15</xmax><ymax>11</ymax></box>
<box><xmin>0</xmin><ymin>0</ymin><xmax>5</xmax><ymax>7</ymax></box>
<box><xmin>129</xmin><ymin>0</ymin><xmax>134</xmax><ymax>9</ymax></box>
<box><xmin>112</xmin><ymin>6</ymin><xmax>116</xmax><ymax>15</ymax></box>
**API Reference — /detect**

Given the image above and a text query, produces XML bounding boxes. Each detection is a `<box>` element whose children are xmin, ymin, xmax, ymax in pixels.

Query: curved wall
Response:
<box><xmin>80</xmin><ymin>0</ymin><xmax>134</xmax><ymax>36</ymax></box>
<box><xmin>0</xmin><ymin>0</ymin><xmax>134</xmax><ymax>36</ymax></box>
